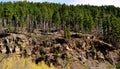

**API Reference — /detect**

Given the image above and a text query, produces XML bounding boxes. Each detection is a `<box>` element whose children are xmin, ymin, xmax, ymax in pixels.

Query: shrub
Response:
<box><xmin>116</xmin><ymin>61</ymin><xmax>120</xmax><ymax>69</ymax></box>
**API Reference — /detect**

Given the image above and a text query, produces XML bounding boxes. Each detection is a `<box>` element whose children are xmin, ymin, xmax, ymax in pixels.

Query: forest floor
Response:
<box><xmin>0</xmin><ymin>31</ymin><xmax>119</xmax><ymax>69</ymax></box>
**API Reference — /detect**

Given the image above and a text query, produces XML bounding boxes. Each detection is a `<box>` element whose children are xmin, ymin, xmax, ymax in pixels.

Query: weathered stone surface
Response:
<box><xmin>0</xmin><ymin>28</ymin><xmax>9</xmax><ymax>37</ymax></box>
<box><xmin>0</xmin><ymin>32</ymin><xmax>119</xmax><ymax>69</ymax></box>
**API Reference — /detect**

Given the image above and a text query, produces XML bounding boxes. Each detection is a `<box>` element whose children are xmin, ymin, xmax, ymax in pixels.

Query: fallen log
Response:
<box><xmin>92</xmin><ymin>39</ymin><xmax>115</xmax><ymax>50</ymax></box>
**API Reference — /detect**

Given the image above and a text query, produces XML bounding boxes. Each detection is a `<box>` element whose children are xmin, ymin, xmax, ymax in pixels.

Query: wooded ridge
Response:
<box><xmin>0</xmin><ymin>1</ymin><xmax>120</xmax><ymax>48</ymax></box>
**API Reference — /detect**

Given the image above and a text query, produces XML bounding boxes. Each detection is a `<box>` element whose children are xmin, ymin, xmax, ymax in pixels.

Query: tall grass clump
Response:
<box><xmin>0</xmin><ymin>55</ymin><xmax>54</xmax><ymax>69</ymax></box>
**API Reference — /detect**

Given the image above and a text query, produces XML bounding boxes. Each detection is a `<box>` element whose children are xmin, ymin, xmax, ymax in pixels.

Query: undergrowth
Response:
<box><xmin>0</xmin><ymin>55</ymin><xmax>54</xmax><ymax>69</ymax></box>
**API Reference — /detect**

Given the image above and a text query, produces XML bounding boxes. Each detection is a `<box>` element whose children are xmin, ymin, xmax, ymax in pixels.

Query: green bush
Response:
<box><xmin>116</xmin><ymin>62</ymin><xmax>120</xmax><ymax>69</ymax></box>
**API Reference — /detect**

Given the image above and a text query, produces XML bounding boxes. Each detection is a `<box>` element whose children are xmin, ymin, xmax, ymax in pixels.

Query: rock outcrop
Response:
<box><xmin>0</xmin><ymin>32</ymin><xmax>119</xmax><ymax>69</ymax></box>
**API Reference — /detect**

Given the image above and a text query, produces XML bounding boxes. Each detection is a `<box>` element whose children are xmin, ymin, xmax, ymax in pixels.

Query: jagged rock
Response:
<box><xmin>0</xmin><ymin>32</ymin><xmax>119</xmax><ymax>69</ymax></box>
<box><xmin>46</xmin><ymin>53</ymin><xmax>54</xmax><ymax>60</ymax></box>
<box><xmin>76</xmin><ymin>39</ymin><xmax>83</xmax><ymax>49</ymax></box>
<box><xmin>96</xmin><ymin>51</ymin><xmax>105</xmax><ymax>61</ymax></box>
<box><xmin>0</xmin><ymin>28</ymin><xmax>9</xmax><ymax>37</ymax></box>
<box><xmin>78</xmin><ymin>51</ymin><xmax>87</xmax><ymax>63</ymax></box>
<box><xmin>63</xmin><ymin>44</ymin><xmax>70</xmax><ymax>51</ymax></box>
<box><xmin>9</xmin><ymin>47</ymin><xmax>13</xmax><ymax>53</ymax></box>
<box><xmin>15</xmin><ymin>46</ymin><xmax>21</xmax><ymax>54</ymax></box>
<box><xmin>70</xmin><ymin>62</ymin><xmax>83</xmax><ymax>69</ymax></box>
<box><xmin>8</xmin><ymin>41</ymin><xmax>15</xmax><ymax>53</ymax></box>
<box><xmin>46</xmin><ymin>40</ymin><xmax>52</xmax><ymax>47</ymax></box>
<box><xmin>44</xmin><ymin>47</ymin><xmax>50</xmax><ymax>54</ymax></box>
<box><xmin>105</xmin><ymin>51</ymin><xmax>118</xmax><ymax>65</ymax></box>
<box><xmin>55</xmin><ymin>37</ymin><xmax>67</xmax><ymax>44</ymax></box>
<box><xmin>1</xmin><ymin>46</ymin><xmax>6</xmax><ymax>54</ymax></box>
<box><xmin>65</xmin><ymin>51</ymin><xmax>72</xmax><ymax>58</ymax></box>
<box><xmin>81</xmin><ymin>42</ymin><xmax>86</xmax><ymax>50</ymax></box>
<box><xmin>73</xmin><ymin>56</ymin><xmax>79</xmax><ymax>61</ymax></box>
<box><xmin>54</xmin><ymin>44</ymin><xmax>61</xmax><ymax>47</ymax></box>
<box><xmin>25</xmin><ymin>47</ymin><xmax>32</xmax><ymax>56</ymax></box>
<box><xmin>67</xmin><ymin>39</ymin><xmax>76</xmax><ymax>49</ymax></box>
<box><xmin>56</xmin><ymin>57</ymin><xmax>64</xmax><ymax>66</ymax></box>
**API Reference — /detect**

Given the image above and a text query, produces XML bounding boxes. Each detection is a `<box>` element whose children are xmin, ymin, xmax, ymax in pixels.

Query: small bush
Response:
<box><xmin>116</xmin><ymin>62</ymin><xmax>120</xmax><ymax>69</ymax></box>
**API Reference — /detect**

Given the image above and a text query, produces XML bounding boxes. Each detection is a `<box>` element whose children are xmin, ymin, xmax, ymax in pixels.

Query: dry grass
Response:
<box><xmin>0</xmin><ymin>55</ymin><xmax>54</xmax><ymax>69</ymax></box>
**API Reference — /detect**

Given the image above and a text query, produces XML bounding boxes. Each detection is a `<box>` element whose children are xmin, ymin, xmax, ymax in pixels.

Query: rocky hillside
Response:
<box><xmin>0</xmin><ymin>31</ymin><xmax>119</xmax><ymax>69</ymax></box>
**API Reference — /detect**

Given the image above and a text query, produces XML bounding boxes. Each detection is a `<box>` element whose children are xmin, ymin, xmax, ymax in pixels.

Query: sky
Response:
<box><xmin>0</xmin><ymin>0</ymin><xmax>120</xmax><ymax>7</ymax></box>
